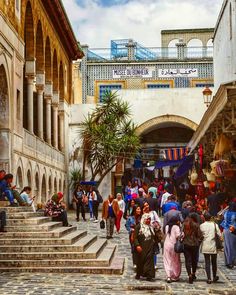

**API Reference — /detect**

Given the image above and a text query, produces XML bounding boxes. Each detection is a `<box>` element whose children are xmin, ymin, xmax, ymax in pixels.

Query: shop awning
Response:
<box><xmin>174</xmin><ymin>155</ymin><xmax>194</xmax><ymax>179</ymax></box>
<box><xmin>155</xmin><ymin>159</ymin><xmax>184</xmax><ymax>169</ymax></box>
<box><xmin>187</xmin><ymin>82</ymin><xmax>236</xmax><ymax>152</ymax></box>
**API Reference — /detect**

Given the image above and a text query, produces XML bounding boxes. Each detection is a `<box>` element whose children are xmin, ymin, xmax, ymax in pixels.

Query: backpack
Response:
<box><xmin>96</xmin><ymin>190</ymin><xmax>103</xmax><ymax>203</ymax></box>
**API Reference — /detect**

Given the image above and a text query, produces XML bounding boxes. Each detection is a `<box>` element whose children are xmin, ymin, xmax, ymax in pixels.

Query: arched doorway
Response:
<box><xmin>27</xmin><ymin>170</ymin><xmax>32</xmax><ymax>187</ymax></box>
<box><xmin>0</xmin><ymin>65</ymin><xmax>9</xmax><ymax>170</ymax></box>
<box><xmin>54</xmin><ymin>177</ymin><xmax>57</xmax><ymax>194</ymax></box>
<box><xmin>124</xmin><ymin>115</ymin><xmax>197</xmax><ymax>183</ymax></box>
<box><xmin>34</xmin><ymin>172</ymin><xmax>39</xmax><ymax>202</ymax></box>
<box><xmin>48</xmin><ymin>175</ymin><xmax>52</xmax><ymax>197</ymax></box>
<box><xmin>41</xmin><ymin>175</ymin><xmax>46</xmax><ymax>203</ymax></box>
<box><xmin>16</xmin><ymin>167</ymin><xmax>23</xmax><ymax>191</ymax></box>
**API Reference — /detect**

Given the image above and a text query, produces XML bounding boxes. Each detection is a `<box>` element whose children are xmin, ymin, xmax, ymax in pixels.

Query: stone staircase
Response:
<box><xmin>0</xmin><ymin>205</ymin><xmax>124</xmax><ymax>274</ymax></box>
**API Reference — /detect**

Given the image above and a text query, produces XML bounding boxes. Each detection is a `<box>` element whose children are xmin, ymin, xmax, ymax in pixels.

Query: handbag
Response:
<box><xmin>100</xmin><ymin>219</ymin><xmax>105</xmax><ymax>229</ymax></box>
<box><xmin>174</xmin><ymin>227</ymin><xmax>184</xmax><ymax>253</ymax></box>
<box><xmin>214</xmin><ymin>223</ymin><xmax>223</xmax><ymax>250</ymax></box>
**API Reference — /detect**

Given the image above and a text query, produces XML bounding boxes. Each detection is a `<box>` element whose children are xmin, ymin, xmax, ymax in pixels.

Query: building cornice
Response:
<box><xmin>41</xmin><ymin>0</ymin><xmax>84</xmax><ymax>60</ymax></box>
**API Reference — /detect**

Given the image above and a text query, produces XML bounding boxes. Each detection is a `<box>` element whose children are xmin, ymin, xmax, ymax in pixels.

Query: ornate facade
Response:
<box><xmin>0</xmin><ymin>0</ymin><xmax>83</xmax><ymax>203</ymax></box>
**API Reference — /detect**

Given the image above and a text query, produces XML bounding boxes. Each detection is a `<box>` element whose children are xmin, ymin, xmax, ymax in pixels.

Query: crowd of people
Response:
<box><xmin>0</xmin><ymin>168</ymin><xmax>236</xmax><ymax>285</ymax></box>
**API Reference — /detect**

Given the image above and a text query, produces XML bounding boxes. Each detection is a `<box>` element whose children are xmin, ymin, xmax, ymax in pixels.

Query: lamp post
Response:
<box><xmin>202</xmin><ymin>86</ymin><xmax>212</xmax><ymax>107</ymax></box>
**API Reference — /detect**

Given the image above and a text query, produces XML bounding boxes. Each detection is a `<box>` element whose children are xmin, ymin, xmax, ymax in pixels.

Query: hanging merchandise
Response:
<box><xmin>206</xmin><ymin>172</ymin><xmax>216</xmax><ymax>182</ymax></box>
<box><xmin>214</xmin><ymin>133</ymin><xmax>233</xmax><ymax>158</ymax></box>
<box><xmin>210</xmin><ymin>160</ymin><xmax>229</xmax><ymax>176</ymax></box>
<box><xmin>190</xmin><ymin>169</ymin><xmax>198</xmax><ymax>186</ymax></box>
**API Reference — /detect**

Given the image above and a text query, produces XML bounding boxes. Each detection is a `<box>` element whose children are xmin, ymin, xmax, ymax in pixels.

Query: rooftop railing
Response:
<box><xmin>86</xmin><ymin>46</ymin><xmax>213</xmax><ymax>62</ymax></box>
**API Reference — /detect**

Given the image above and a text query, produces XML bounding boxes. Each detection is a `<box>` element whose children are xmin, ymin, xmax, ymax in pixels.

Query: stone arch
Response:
<box><xmin>187</xmin><ymin>38</ymin><xmax>203</xmax><ymax>47</ymax></box>
<box><xmin>207</xmin><ymin>39</ymin><xmax>213</xmax><ymax>47</ymax></box>
<box><xmin>59</xmin><ymin>178</ymin><xmax>62</xmax><ymax>192</ymax></box>
<box><xmin>16</xmin><ymin>166</ymin><xmax>23</xmax><ymax>191</ymax></box>
<box><xmin>41</xmin><ymin>174</ymin><xmax>46</xmax><ymax>203</ymax></box>
<box><xmin>48</xmin><ymin>174</ymin><xmax>52</xmax><ymax>196</ymax></box>
<box><xmin>27</xmin><ymin>169</ymin><xmax>32</xmax><ymax>187</ymax></box>
<box><xmin>54</xmin><ymin>177</ymin><xmax>57</xmax><ymax>193</ymax></box>
<box><xmin>136</xmin><ymin>115</ymin><xmax>198</xmax><ymax>136</ymax></box>
<box><xmin>53</xmin><ymin>50</ymin><xmax>58</xmax><ymax>92</ymax></box>
<box><xmin>45</xmin><ymin>37</ymin><xmax>52</xmax><ymax>83</ymax></box>
<box><xmin>168</xmin><ymin>39</ymin><xmax>180</xmax><ymax>47</ymax></box>
<box><xmin>36</xmin><ymin>20</ymin><xmax>44</xmax><ymax>72</ymax></box>
<box><xmin>59</xmin><ymin>61</ymin><xmax>64</xmax><ymax>101</ymax></box>
<box><xmin>24</xmin><ymin>1</ymin><xmax>35</xmax><ymax>60</ymax></box>
<box><xmin>0</xmin><ymin>65</ymin><xmax>9</xmax><ymax>129</ymax></box>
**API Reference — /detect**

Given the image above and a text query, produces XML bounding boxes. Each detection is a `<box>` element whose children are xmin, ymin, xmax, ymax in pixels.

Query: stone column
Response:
<box><xmin>52</xmin><ymin>92</ymin><xmax>59</xmax><ymax>149</ymax></box>
<box><xmin>58</xmin><ymin>111</ymin><xmax>65</xmax><ymax>152</ymax></box>
<box><xmin>25</xmin><ymin>59</ymin><xmax>36</xmax><ymax>134</ymax></box>
<box><xmin>52</xmin><ymin>103</ymin><xmax>58</xmax><ymax>149</ymax></box>
<box><xmin>36</xmin><ymin>73</ymin><xmax>45</xmax><ymax>140</ymax></box>
<box><xmin>44</xmin><ymin>82</ymin><xmax>53</xmax><ymax>145</ymax></box>
<box><xmin>176</xmin><ymin>39</ymin><xmax>187</xmax><ymax>60</ymax></box>
<box><xmin>36</xmin><ymin>86</ymin><xmax>44</xmax><ymax>139</ymax></box>
<box><xmin>45</xmin><ymin>98</ymin><xmax>52</xmax><ymax>144</ymax></box>
<box><xmin>126</xmin><ymin>39</ymin><xmax>136</xmax><ymax>60</ymax></box>
<box><xmin>26</xmin><ymin>76</ymin><xmax>34</xmax><ymax>133</ymax></box>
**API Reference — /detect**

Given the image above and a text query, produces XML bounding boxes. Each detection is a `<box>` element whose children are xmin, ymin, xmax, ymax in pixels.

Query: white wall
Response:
<box><xmin>69</xmin><ymin>87</ymin><xmax>208</xmax><ymax>197</ymax></box>
<box><xmin>214</xmin><ymin>0</ymin><xmax>236</xmax><ymax>90</ymax></box>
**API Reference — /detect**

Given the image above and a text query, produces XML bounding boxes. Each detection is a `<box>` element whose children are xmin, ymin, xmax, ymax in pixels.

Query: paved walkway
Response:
<box><xmin>0</xmin><ymin>211</ymin><xmax>235</xmax><ymax>295</ymax></box>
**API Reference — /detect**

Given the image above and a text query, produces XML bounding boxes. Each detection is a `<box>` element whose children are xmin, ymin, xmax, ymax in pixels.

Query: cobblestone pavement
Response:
<box><xmin>0</xmin><ymin>211</ymin><xmax>235</xmax><ymax>295</ymax></box>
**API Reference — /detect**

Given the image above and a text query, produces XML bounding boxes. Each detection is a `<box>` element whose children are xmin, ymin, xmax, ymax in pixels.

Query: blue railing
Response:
<box><xmin>86</xmin><ymin>46</ymin><xmax>213</xmax><ymax>61</ymax></box>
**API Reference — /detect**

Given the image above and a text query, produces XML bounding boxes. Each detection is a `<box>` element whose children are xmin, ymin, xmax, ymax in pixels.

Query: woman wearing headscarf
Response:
<box><xmin>125</xmin><ymin>205</ymin><xmax>142</xmax><ymax>269</ymax></box>
<box><xmin>134</xmin><ymin>213</ymin><xmax>158</xmax><ymax>281</ymax></box>
<box><xmin>163</xmin><ymin>215</ymin><xmax>182</xmax><ymax>283</ymax></box>
<box><xmin>44</xmin><ymin>192</ymin><xmax>71</xmax><ymax>227</ymax></box>
<box><xmin>220</xmin><ymin>201</ymin><xmax>236</xmax><ymax>269</ymax></box>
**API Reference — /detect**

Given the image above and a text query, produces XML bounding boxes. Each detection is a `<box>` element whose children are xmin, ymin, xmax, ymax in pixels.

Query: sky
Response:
<box><xmin>62</xmin><ymin>0</ymin><xmax>223</xmax><ymax>48</ymax></box>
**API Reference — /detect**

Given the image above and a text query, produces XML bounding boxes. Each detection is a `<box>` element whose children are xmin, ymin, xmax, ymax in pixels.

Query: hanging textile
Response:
<box><xmin>164</xmin><ymin>147</ymin><xmax>189</xmax><ymax>161</ymax></box>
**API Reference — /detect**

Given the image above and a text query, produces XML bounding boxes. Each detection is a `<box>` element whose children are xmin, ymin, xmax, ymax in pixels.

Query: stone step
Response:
<box><xmin>1</xmin><ymin>206</ymin><xmax>34</xmax><ymax>213</ymax></box>
<box><xmin>0</xmin><ymin>239</ymin><xmax>107</xmax><ymax>260</ymax></box>
<box><xmin>8</xmin><ymin>212</ymin><xmax>44</xmax><ymax>219</ymax></box>
<box><xmin>0</xmin><ymin>256</ymin><xmax>125</xmax><ymax>274</ymax></box>
<box><xmin>0</xmin><ymin>234</ymin><xmax>97</xmax><ymax>252</ymax></box>
<box><xmin>0</xmin><ymin>245</ymin><xmax>116</xmax><ymax>268</ymax></box>
<box><xmin>0</xmin><ymin>230</ymin><xmax>87</xmax><ymax>245</ymax></box>
<box><xmin>5</xmin><ymin>221</ymin><xmax>63</xmax><ymax>232</ymax></box>
<box><xmin>0</xmin><ymin>225</ymin><xmax>77</xmax><ymax>239</ymax></box>
<box><xmin>6</xmin><ymin>217</ymin><xmax>50</xmax><ymax>226</ymax></box>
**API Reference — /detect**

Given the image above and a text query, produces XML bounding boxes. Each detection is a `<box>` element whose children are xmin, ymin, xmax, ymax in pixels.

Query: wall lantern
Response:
<box><xmin>202</xmin><ymin>86</ymin><xmax>212</xmax><ymax>107</ymax></box>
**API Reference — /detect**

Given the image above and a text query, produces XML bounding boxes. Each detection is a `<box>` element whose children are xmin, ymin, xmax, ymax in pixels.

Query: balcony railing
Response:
<box><xmin>87</xmin><ymin>46</ymin><xmax>213</xmax><ymax>62</ymax></box>
<box><xmin>24</xmin><ymin>129</ymin><xmax>65</xmax><ymax>165</ymax></box>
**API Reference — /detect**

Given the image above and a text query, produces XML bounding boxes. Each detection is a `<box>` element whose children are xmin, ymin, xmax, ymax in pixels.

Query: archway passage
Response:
<box><xmin>123</xmin><ymin>116</ymin><xmax>197</xmax><ymax>184</ymax></box>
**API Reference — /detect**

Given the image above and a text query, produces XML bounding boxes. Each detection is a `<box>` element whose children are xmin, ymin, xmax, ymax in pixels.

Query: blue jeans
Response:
<box><xmin>4</xmin><ymin>189</ymin><xmax>14</xmax><ymax>204</ymax></box>
<box><xmin>89</xmin><ymin>200</ymin><xmax>94</xmax><ymax>218</ymax></box>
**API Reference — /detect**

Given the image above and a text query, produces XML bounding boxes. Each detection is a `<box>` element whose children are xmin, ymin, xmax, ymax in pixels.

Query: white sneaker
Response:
<box><xmin>93</xmin><ymin>219</ymin><xmax>99</xmax><ymax>223</ymax></box>
<box><xmin>90</xmin><ymin>218</ymin><xmax>94</xmax><ymax>221</ymax></box>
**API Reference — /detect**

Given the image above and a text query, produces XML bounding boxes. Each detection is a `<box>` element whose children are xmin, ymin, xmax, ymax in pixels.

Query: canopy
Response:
<box><xmin>155</xmin><ymin>159</ymin><xmax>183</xmax><ymax>169</ymax></box>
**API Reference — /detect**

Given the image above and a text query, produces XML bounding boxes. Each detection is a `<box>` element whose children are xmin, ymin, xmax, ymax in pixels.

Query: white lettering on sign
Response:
<box><xmin>158</xmin><ymin>68</ymin><xmax>198</xmax><ymax>78</ymax></box>
<box><xmin>112</xmin><ymin>66</ymin><xmax>155</xmax><ymax>78</ymax></box>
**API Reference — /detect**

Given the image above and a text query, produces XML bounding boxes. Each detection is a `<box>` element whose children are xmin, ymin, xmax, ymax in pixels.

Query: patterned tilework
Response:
<box><xmin>195</xmin><ymin>83</ymin><xmax>214</xmax><ymax>87</ymax></box>
<box><xmin>83</xmin><ymin>58</ymin><xmax>213</xmax><ymax>102</ymax></box>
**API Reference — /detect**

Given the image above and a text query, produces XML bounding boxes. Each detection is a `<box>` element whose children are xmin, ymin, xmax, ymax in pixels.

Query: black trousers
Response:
<box><xmin>183</xmin><ymin>245</ymin><xmax>199</xmax><ymax>276</ymax></box>
<box><xmin>0</xmin><ymin>211</ymin><xmax>6</xmax><ymax>230</ymax></box>
<box><xmin>92</xmin><ymin>200</ymin><xmax>99</xmax><ymax>220</ymax></box>
<box><xmin>76</xmin><ymin>200</ymin><xmax>85</xmax><ymax>220</ymax></box>
<box><xmin>52</xmin><ymin>210</ymin><xmax>69</xmax><ymax>226</ymax></box>
<box><xmin>204</xmin><ymin>253</ymin><xmax>217</xmax><ymax>280</ymax></box>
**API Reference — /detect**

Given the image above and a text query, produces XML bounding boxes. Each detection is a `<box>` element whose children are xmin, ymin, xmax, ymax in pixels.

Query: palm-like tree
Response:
<box><xmin>79</xmin><ymin>91</ymin><xmax>140</xmax><ymax>186</ymax></box>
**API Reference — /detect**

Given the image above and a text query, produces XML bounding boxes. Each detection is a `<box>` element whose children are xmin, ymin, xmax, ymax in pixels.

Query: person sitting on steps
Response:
<box><xmin>44</xmin><ymin>192</ymin><xmax>72</xmax><ymax>227</ymax></box>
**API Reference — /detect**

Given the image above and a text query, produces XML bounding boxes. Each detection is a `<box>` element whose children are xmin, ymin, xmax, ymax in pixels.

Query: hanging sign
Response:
<box><xmin>112</xmin><ymin>66</ymin><xmax>155</xmax><ymax>78</ymax></box>
<box><xmin>158</xmin><ymin>68</ymin><xmax>198</xmax><ymax>78</ymax></box>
